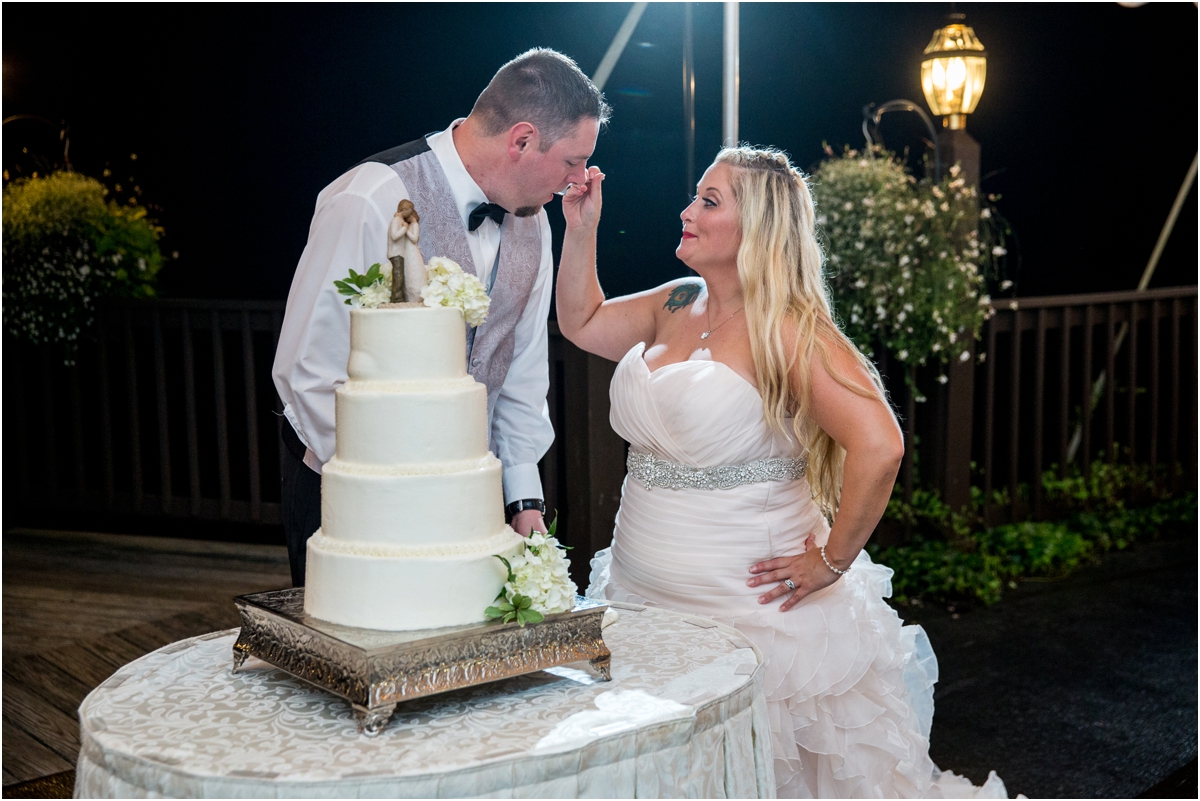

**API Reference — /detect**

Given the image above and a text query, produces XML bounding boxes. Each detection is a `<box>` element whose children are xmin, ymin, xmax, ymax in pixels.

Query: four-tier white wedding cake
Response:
<box><xmin>304</xmin><ymin>304</ymin><xmax>523</xmax><ymax>631</ymax></box>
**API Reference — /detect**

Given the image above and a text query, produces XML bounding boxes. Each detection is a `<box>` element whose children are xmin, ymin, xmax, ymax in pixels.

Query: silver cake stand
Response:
<box><xmin>231</xmin><ymin>588</ymin><xmax>612</xmax><ymax>735</ymax></box>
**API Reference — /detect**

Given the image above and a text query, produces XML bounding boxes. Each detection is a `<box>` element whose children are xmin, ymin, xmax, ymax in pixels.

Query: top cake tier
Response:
<box><xmin>347</xmin><ymin>306</ymin><xmax>466</xmax><ymax>382</ymax></box>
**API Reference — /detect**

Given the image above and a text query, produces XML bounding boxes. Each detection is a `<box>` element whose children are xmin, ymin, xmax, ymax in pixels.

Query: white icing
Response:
<box><xmin>320</xmin><ymin>458</ymin><xmax>505</xmax><ymax>546</ymax></box>
<box><xmin>347</xmin><ymin>306</ymin><xmax>466</xmax><ymax>382</ymax></box>
<box><xmin>307</xmin><ymin>527</ymin><xmax>521</xmax><ymax>559</ymax></box>
<box><xmin>304</xmin><ymin>535</ymin><xmax>523</xmax><ymax>632</ymax></box>
<box><xmin>334</xmin><ymin>381</ymin><xmax>489</xmax><ymax>465</ymax></box>
<box><xmin>340</xmin><ymin>376</ymin><xmax>477</xmax><ymax>393</ymax></box>
<box><xmin>323</xmin><ymin>454</ymin><xmax>497</xmax><ymax>477</ymax></box>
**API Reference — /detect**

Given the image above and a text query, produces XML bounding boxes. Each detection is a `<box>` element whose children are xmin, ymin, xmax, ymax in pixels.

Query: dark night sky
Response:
<box><xmin>3</xmin><ymin>2</ymin><xmax>1196</xmax><ymax>305</ymax></box>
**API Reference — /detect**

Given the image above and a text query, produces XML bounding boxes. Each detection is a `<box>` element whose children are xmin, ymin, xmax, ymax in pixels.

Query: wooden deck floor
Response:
<box><xmin>2</xmin><ymin>528</ymin><xmax>291</xmax><ymax>788</ymax></box>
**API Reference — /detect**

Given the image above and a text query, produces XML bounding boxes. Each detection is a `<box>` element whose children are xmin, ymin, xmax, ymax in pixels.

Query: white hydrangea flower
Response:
<box><xmin>351</xmin><ymin>280</ymin><xmax>391</xmax><ymax>309</ymax></box>
<box><xmin>421</xmin><ymin>256</ymin><xmax>491</xmax><ymax>327</ymax></box>
<box><xmin>503</xmin><ymin>533</ymin><xmax>577</xmax><ymax>615</ymax></box>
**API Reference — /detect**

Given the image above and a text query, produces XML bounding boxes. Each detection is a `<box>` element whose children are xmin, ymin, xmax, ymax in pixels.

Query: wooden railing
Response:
<box><xmin>5</xmin><ymin>300</ymin><xmax>287</xmax><ymax>525</ymax></box>
<box><xmin>4</xmin><ymin>287</ymin><xmax>1194</xmax><ymax>561</ymax></box>
<box><xmin>972</xmin><ymin>286</ymin><xmax>1197</xmax><ymax>520</ymax></box>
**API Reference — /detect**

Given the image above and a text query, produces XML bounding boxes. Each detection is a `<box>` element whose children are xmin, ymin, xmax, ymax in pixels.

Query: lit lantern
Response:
<box><xmin>920</xmin><ymin>14</ymin><xmax>987</xmax><ymax>130</ymax></box>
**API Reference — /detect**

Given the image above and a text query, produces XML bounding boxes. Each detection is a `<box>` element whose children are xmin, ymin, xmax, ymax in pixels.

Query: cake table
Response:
<box><xmin>74</xmin><ymin>604</ymin><xmax>775</xmax><ymax>798</ymax></box>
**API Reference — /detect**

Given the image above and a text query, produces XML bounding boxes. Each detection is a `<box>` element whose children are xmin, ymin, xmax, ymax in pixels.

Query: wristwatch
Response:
<box><xmin>505</xmin><ymin>498</ymin><xmax>546</xmax><ymax>518</ymax></box>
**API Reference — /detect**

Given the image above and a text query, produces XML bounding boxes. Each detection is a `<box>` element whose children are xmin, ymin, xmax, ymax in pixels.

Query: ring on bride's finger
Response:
<box><xmin>784</xmin><ymin>578</ymin><xmax>796</xmax><ymax>591</ymax></box>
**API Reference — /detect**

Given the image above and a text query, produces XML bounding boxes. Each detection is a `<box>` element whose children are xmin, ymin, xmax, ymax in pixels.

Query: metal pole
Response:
<box><xmin>1139</xmin><ymin>152</ymin><xmax>1197</xmax><ymax>291</ymax></box>
<box><xmin>683</xmin><ymin>3</ymin><xmax>696</xmax><ymax>197</ymax></box>
<box><xmin>591</xmin><ymin>2</ymin><xmax>649</xmax><ymax>92</ymax></box>
<box><xmin>722</xmin><ymin>0</ymin><xmax>739</xmax><ymax>146</ymax></box>
<box><xmin>1066</xmin><ymin>152</ymin><xmax>1198</xmax><ymax>464</ymax></box>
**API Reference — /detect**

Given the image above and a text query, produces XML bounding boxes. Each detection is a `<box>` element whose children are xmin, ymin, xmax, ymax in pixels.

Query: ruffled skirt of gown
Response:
<box><xmin>588</xmin><ymin>344</ymin><xmax>1011</xmax><ymax>799</ymax></box>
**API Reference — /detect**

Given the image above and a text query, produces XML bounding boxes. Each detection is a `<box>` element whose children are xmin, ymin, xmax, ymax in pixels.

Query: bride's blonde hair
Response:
<box><xmin>715</xmin><ymin>146</ymin><xmax>887</xmax><ymax>516</ymax></box>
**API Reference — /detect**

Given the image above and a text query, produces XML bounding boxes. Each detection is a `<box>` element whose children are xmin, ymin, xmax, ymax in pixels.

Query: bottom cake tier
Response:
<box><xmin>304</xmin><ymin>528</ymin><xmax>524</xmax><ymax>631</ymax></box>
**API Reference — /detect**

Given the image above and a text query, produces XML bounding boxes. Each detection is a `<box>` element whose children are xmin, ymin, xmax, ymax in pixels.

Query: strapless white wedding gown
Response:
<box><xmin>587</xmin><ymin>343</ymin><xmax>1010</xmax><ymax>799</ymax></box>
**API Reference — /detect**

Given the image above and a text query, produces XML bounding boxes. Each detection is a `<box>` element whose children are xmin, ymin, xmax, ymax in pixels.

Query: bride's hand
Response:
<box><xmin>561</xmin><ymin>166</ymin><xmax>604</xmax><ymax>232</ymax></box>
<box><xmin>747</xmin><ymin>533</ymin><xmax>843</xmax><ymax>611</ymax></box>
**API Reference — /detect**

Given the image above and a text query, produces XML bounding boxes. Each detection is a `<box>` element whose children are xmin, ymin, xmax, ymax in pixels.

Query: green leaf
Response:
<box><xmin>517</xmin><ymin>608</ymin><xmax>544</xmax><ymax>626</ymax></box>
<box><xmin>545</xmin><ymin>512</ymin><xmax>571</xmax><ymax>548</ymax></box>
<box><xmin>484</xmin><ymin>606</ymin><xmax>505</xmax><ymax>619</ymax></box>
<box><xmin>334</xmin><ymin>279</ymin><xmax>360</xmax><ymax>297</ymax></box>
<box><xmin>495</xmin><ymin>554</ymin><xmax>515</xmax><ymax>584</ymax></box>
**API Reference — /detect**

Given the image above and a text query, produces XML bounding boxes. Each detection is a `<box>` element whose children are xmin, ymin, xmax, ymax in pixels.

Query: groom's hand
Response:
<box><xmin>512</xmin><ymin>509</ymin><xmax>548</xmax><ymax>537</ymax></box>
<box><xmin>561</xmin><ymin>165</ymin><xmax>604</xmax><ymax>232</ymax></box>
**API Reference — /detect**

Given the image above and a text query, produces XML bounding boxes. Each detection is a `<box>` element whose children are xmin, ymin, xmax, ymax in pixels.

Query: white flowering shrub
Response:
<box><xmin>3</xmin><ymin>172</ymin><xmax>163</xmax><ymax>358</ymax></box>
<box><xmin>486</xmin><ymin>521</ymin><xmax>577</xmax><ymax>626</ymax></box>
<box><xmin>421</xmin><ymin>256</ymin><xmax>490</xmax><ymax>327</ymax></box>
<box><xmin>813</xmin><ymin>148</ymin><xmax>1007</xmax><ymax>374</ymax></box>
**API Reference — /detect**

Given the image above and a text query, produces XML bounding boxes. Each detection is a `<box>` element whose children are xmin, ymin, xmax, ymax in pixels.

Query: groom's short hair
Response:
<box><xmin>471</xmin><ymin>48</ymin><xmax>611</xmax><ymax>150</ymax></box>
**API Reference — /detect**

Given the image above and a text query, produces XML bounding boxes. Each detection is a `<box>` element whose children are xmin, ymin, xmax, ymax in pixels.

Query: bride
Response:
<box><xmin>556</xmin><ymin>147</ymin><xmax>1010</xmax><ymax>798</ymax></box>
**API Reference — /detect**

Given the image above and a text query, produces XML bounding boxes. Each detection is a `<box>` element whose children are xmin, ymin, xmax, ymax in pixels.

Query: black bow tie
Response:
<box><xmin>468</xmin><ymin>202</ymin><xmax>508</xmax><ymax>232</ymax></box>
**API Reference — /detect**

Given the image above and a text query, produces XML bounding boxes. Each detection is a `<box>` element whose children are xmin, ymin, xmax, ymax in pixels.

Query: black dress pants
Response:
<box><xmin>280</xmin><ymin>421</ymin><xmax>321</xmax><ymax>587</ymax></box>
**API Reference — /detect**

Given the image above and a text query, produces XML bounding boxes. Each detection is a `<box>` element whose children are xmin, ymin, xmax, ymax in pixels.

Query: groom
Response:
<box><xmin>272</xmin><ymin>48</ymin><xmax>610</xmax><ymax>587</ymax></box>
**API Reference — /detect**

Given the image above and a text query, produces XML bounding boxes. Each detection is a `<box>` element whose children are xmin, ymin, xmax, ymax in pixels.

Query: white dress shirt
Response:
<box><xmin>272</xmin><ymin>121</ymin><xmax>555</xmax><ymax>504</ymax></box>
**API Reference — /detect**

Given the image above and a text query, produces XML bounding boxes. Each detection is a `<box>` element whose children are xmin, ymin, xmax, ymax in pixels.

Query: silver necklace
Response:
<box><xmin>700</xmin><ymin>305</ymin><xmax>743</xmax><ymax>340</ymax></box>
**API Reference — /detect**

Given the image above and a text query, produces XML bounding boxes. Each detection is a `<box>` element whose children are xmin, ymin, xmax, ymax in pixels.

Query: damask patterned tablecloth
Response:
<box><xmin>74</xmin><ymin>604</ymin><xmax>775</xmax><ymax>798</ymax></box>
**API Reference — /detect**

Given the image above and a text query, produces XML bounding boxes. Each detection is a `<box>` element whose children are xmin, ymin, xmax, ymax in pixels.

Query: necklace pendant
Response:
<box><xmin>700</xmin><ymin>331</ymin><xmax>710</xmax><ymax>340</ymax></box>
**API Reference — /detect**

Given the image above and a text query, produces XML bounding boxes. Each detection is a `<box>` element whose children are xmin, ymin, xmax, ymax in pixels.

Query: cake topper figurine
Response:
<box><xmin>387</xmin><ymin>200</ymin><xmax>426</xmax><ymax>303</ymax></box>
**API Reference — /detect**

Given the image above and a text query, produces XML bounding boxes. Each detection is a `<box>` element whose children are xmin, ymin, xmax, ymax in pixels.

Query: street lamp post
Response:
<box><xmin>920</xmin><ymin>13</ymin><xmax>988</xmax><ymax>513</ymax></box>
<box><xmin>921</xmin><ymin>13</ymin><xmax>988</xmax><ymax>190</ymax></box>
<box><xmin>858</xmin><ymin>14</ymin><xmax>992</xmax><ymax>512</ymax></box>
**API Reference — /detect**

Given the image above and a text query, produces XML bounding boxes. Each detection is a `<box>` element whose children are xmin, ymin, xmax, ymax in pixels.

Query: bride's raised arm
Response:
<box><xmin>557</xmin><ymin>166</ymin><xmax>673</xmax><ymax>362</ymax></box>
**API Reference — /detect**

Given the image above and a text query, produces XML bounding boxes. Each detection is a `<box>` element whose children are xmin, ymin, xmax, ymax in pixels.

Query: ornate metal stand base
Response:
<box><xmin>232</xmin><ymin>588</ymin><xmax>611</xmax><ymax>735</ymax></box>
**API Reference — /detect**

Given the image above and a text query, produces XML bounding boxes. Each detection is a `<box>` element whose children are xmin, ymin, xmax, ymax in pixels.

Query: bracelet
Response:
<box><xmin>505</xmin><ymin>498</ymin><xmax>546</xmax><ymax>518</ymax></box>
<box><xmin>820</xmin><ymin>545</ymin><xmax>850</xmax><ymax>576</ymax></box>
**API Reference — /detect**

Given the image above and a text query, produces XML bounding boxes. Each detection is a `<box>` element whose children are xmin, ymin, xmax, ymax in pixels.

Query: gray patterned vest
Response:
<box><xmin>361</xmin><ymin>138</ymin><xmax>543</xmax><ymax>450</ymax></box>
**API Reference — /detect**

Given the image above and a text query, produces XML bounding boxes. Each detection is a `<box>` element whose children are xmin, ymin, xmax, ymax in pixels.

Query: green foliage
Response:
<box><xmin>812</xmin><ymin>146</ymin><xmax>1004</xmax><ymax>376</ymax></box>
<box><xmin>870</xmin><ymin>461</ymin><xmax>1195</xmax><ymax>607</ymax></box>
<box><xmin>486</xmin><ymin>555</ymin><xmax>545</xmax><ymax>627</ymax></box>
<box><xmin>484</xmin><ymin>593</ymin><xmax>544</xmax><ymax>627</ymax></box>
<box><xmin>334</xmin><ymin>263</ymin><xmax>385</xmax><ymax>305</ymax></box>
<box><xmin>3</xmin><ymin>171</ymin><xmax>163</xmax><ymax>358</ymax></box>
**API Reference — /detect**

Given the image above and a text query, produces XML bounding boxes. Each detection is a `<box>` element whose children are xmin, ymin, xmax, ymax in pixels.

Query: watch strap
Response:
<box><xmin>505</xmin><ymin>498</ymin><xmax>546</xmax><ymax>517</ymax></box>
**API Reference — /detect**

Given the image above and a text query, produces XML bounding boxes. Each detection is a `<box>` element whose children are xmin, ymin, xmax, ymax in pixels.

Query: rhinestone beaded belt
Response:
<box><xmin>627</xmin><ymin>449</ymin><xmax>807</xmax><ymax>491</ymax></box>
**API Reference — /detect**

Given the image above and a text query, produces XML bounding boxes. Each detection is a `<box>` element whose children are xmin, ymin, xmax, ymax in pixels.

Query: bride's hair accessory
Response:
<box><xmin>820</xmin><ymin>544</ymin><xmax>850</xmax><ymax>575</ymax></box>
<box><xmin>627</xmin><ymin>449</ymin><xmax>806</xmax><ymax>491</ymax></box>
<box><xmin>783</xmin><ymin>578</ymin><xmax>796</xmax><ymax>591</ymax></box>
